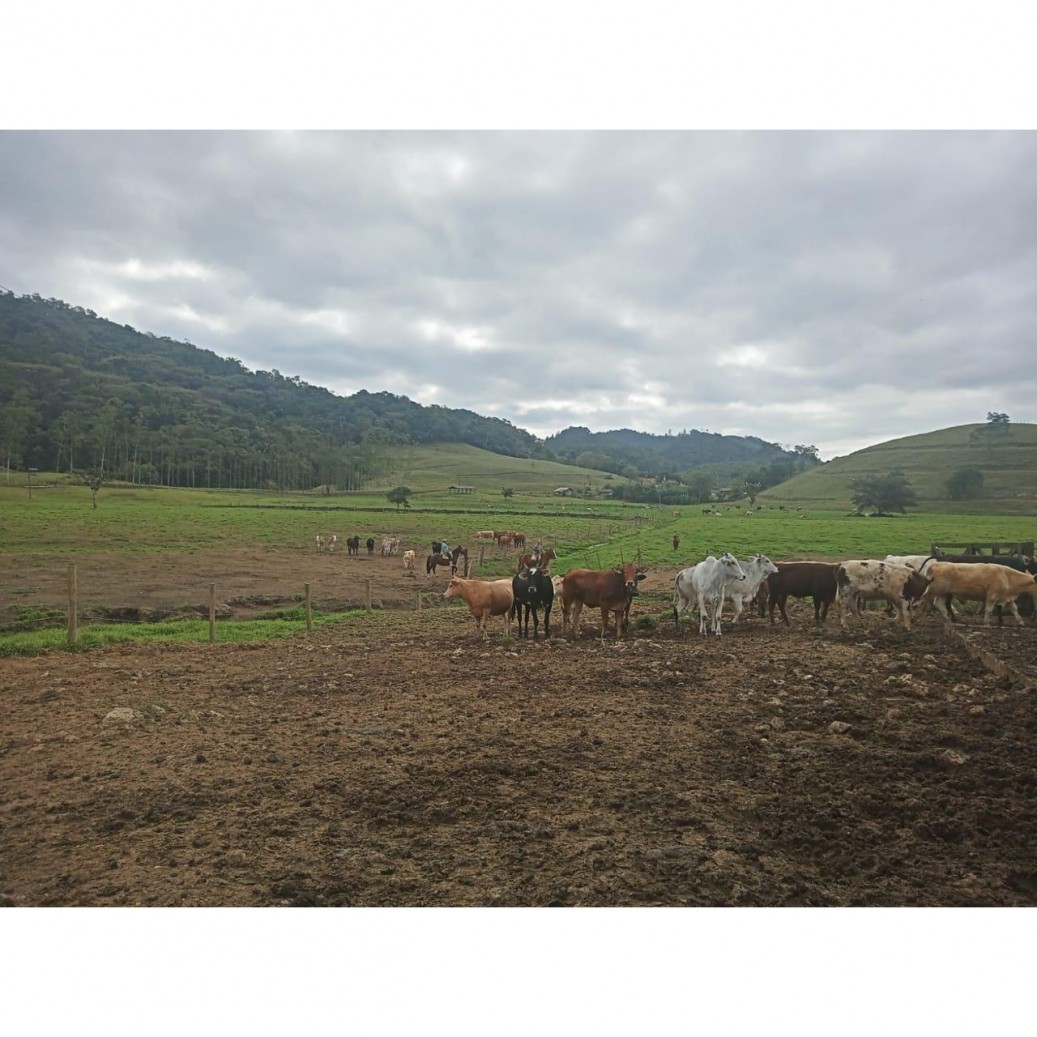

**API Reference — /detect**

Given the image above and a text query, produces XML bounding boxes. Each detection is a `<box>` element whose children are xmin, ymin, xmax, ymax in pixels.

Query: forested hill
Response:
<box><xmin>546</xmin><ymin>425</ymin><xmax>814</xmax><ymax>476</ymax></box>
<box><xmin>0</xmin><ymin>292</ymin><xmax>541</xmax><ymax>490</ymax></box>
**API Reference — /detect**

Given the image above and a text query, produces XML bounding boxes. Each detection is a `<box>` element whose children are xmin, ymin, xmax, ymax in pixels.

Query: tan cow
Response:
<box><xmin>402</xmin><ymin>549</ymin><xmax>416</xmax><ymax>570</ymax></box>
<box><xmin>443</xmin><ymin>577</ymin><xmax>515</xmax><ymax>637</ymax></box>
<box><xmin>919</xmin><ymin>562</ymin><xmax>1037</xmax><ymax>625</ymax></box>
<box><xmin>475</xmin><ymin>530</ymin><xmax>495</xmax><ymax>540</ymax></box>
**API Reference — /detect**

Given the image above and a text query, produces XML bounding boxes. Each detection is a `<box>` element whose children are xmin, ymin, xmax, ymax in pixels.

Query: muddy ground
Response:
<box><xmin>1</xmin><ymin>548</ymin><xmax>1035</xmax><ymax>906</ymax></box>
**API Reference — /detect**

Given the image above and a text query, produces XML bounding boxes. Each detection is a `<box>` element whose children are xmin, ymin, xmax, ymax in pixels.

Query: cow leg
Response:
<box><xmin>697</xmin><ymin>594</ymin><xmax>708</xmax><ymax>635</ymax></box>
<box><xmin>543</xmin><ymin>602</ymin><xmax>552</xmax><ymax>639</ymax></box>
<box><xmin>777</xmin><ymin>595</ymin><xmax>790</xmax><ymax>625</ymax></box>
<box><xmin>531</xmin><ymin>606</ymin><xmax>540</xmax><ymax>640</ymax></box>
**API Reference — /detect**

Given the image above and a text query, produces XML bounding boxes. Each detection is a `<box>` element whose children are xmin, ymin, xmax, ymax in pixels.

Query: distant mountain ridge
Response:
<box><xmin>1</xmin><ymin>290</ymin><xmax>806</xmax><ymax>490</ymax></box>
<box><xmin>546</xmin><ymin>425</ymin><xmax>803</xmax><ymax>475</ymax></box>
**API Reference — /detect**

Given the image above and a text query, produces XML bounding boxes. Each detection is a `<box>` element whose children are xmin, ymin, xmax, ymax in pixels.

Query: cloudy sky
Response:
<box><xmin>2</xmin><ymin>129</ymin><xmax>1034</xmax><ymax>459</ymax></box>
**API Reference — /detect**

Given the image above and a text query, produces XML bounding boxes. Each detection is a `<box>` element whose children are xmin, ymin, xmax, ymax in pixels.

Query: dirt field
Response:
<box><xmin>1</xmin><ymin>548</ymin><xmax>1036</xmax><ymax>907</ymax></box>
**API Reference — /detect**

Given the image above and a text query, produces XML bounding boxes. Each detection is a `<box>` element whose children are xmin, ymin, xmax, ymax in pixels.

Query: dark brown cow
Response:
<box><xmin>561</xmin><ymin>563</ymin><xmax>647</xmax><ymax>641</ymax></box>
<box><xmin>765</xmin><ymin>561</ymin><xmax>840</xmax><ymax>625</ymax></box>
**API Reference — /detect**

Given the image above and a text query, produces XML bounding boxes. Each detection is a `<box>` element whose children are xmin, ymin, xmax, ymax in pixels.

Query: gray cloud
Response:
<box><xmin>2</xmin><ymin>130</ymin><xmax>1034</xmax><ymax>458</ymax></box>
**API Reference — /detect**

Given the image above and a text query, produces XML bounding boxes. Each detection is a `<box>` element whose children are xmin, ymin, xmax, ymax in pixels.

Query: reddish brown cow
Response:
<box><xmin>765</xmin><ymin>561</ymin><xmax>840</xmax><ymax>625</ymax></box>
<box><xmin>561</xmin><ymin>563</ymin><xmax>647</xmax><ymax>641</ymax></box>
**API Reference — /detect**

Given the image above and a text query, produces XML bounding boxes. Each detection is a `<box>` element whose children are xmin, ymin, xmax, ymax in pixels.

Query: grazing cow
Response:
<box><xmin>517</xmin><ymin>548</ymin><xmax>556</xmax><ymax>572</ymax></box>
<box><xmin>672</xmin><ymin>534</ymin><xmax>681</xmax><ymax>551</ymax></box>
<box><xmin>561</xmin><ymin>563</ymin><xmax>647</xmax><ymax>641</ymax></box>
<box><xmin>366</xmin><ymin>537</ymin><xmax>375</xmax><ymax>555</ymax></box>
<box><xmin>765</xmin><ymin>562</ymin><xmax>840</xmax><ymax>625</ymax></box>
<box><xmin>346</xmin><ymin>536</ymin><xmax>361</xmax><ymax>556</ymax></box>
<box><xmin>315</xmin><ymin>534</ymin><xmax>325</xmax><ymax>555</ymax></box>
<box><xmin>673</xmin><ymin>554</ymin><xmax>747</xmax><ymax>636</ymax></box>
<box><xmin>919</xmin><ymin>562</ymin><xmax>1037</xmax><ymax>626</ymax></box>
<box><xmin>835</xmin><ymin>560</ymin><xmax>933</xmax><ymax>630</ymax></box>
<box><xmin>513</xmin><ymin>533</ymin><xmax>527</xmax><ymax>549</ymax></box>
<box><xmin>402</xmin><ymin>549</ymin><xmax>416</xmax><ymax>570</ymax></box>
<box><xmin>475</xmin><ymin>530</ymin><xmax>495</xmax><ymax>540</ymax></box>
<box><xmin>511</xmin><ymin>566</ymin><xmax>554</xmax><ymax>639</ymax></box>
<box><xmin>326</xmin><ymin>534</ymin><xmax>337</xmax><ymax>554</ymax></box>
<box><xmin>443</xmin><ymin>576</ymin><xmax>515</xmax><ymax>638</ymax></box>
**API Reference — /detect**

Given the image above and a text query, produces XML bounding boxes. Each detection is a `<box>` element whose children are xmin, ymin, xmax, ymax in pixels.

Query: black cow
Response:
<box><xmin>365</xmin><ymin>537</ymin><xmax>375</xmax><ymax>555</ymax></box>
<box><xmin>512</xmin><ymin>566</ymin><xmax>554</xmax><ymax>639</ymax></box>
<box><xmin>346</xmin><ymin>536</ymin><xmax>361</xmax><ymax>556</ymax></box>
<box><xmin>764</xmin><ymin>561</ymin><xmax>840</xmax><ymax>625</ymax></box>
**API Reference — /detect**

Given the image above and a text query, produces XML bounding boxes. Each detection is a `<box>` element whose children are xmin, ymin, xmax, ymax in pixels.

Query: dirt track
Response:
<box><xmin>2</xmin><ymin>546</ymin><xmax>1035</xmax><ymax>906</ymax></box>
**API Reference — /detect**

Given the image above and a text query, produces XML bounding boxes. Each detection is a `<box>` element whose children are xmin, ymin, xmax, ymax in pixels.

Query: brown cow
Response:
<box><xmin>443</xmin><ymin>577</ymin><xmax>515</xmax><ymax>638</ymax></box>
<box><xmin>561</xmin><ymin>563</ymin><xmax>647</xmax><ymax>641</ymax></box>
<box><xmin>765</xmin><ymin>561</ymin><xmax>840</xmax><ymax>625</ymax></box>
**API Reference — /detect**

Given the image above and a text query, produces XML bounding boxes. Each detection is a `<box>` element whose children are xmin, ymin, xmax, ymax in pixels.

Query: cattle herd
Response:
<box><xmin>313</xmin><ymin>526</ymin><xmax>1037</xmax><ymax>641</ymax></box>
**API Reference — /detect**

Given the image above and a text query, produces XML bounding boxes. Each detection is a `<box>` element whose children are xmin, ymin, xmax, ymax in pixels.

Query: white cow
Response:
<box><xmin>884</xmin><ymin>554</ymin><xmax>934</xmax><ymax>571</ymax></box>
<box><xmin>674</xmin><ymin>553</ymin><xmax>748</xmax><ymax>636</ymax></box>
<box><xmin>719</xmin><ymin>553</ymin><xmax>778</xmax><ymax>625</ymax></box>
<box><xmin>402</xmin><ymin>549</ymin><xmax>416</xmax><ymax>570</ymax></box>
<box><xmin>315</xmin><ymin>534</ymin><xmax>326</xmax><ymax>555</ymax></box>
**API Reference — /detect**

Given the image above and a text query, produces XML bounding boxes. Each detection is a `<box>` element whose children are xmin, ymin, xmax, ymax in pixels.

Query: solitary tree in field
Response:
<box><xmin>947</xmin><ymin>467</ymin><xmax>984</xmax><ymax>500</ymax></box>
<box><xmin>986</xmin><ymin>411</ymin><xmax>1010</xmax><ymax>426</ymax></box>
<box><xmin>850</xmin><ymin>469</ymin><xmax>918</xmax><ymax>516</ymax></box>
<box><xmin>501</xmin><ymin>487</ymin><xmax>514</xmax><ymax>498</ymax></box>
<box><xmin>387</xmin><ymin>485</ymin><xmax>412</xmax><ymax>510</ymax></box>
<box><xmin>72</xmin><ymin>468</ymin><xmax>104</xmax><ymax>509</ymax></box>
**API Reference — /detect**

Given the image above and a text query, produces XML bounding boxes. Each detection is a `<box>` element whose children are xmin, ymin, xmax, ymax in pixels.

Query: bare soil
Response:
<box><xmin>1</xmin><ymin>548</ymin><xmax>1036</xmax><ymax>906</ymax></box>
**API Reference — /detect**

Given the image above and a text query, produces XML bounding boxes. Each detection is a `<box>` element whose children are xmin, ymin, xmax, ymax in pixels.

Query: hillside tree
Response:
<box><xmin>946</xmin><ymin>467</ymin><xmax>984</xmax><ymax>500</ymax></box>
<box><xmin>850</xmin><ymin>469</ymin><xmax>918</xmax><ymax>516</ymax></box>
<box><xmin>387</xmin><ymin>485</ymin><xmax>412</xmax><ymax>510</ymax></box>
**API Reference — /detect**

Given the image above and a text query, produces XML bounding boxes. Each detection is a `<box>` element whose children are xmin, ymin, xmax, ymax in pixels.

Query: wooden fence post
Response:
<box><xmin>209</xmin><ymin>583</ymin><xmax>216</xmax><ymax>643</ymax></box>
<box><xmin>365</xmin><ymin>578</ymin><xmax>372</xmax><ymax>611</ymax></box>
<box><xmin>67</xmin><ymin>562</ymin><xmax>78</xmax><ymax>644</ymax></box>
<box><xmin>305</xmin><ymin>583</ymin><xmax>312</xmax><ymax>631</ymax></box>
<box><xmin>417</xmin><ymin>589</ymin><xmax>422</xmax><ymax>612</ymax></box>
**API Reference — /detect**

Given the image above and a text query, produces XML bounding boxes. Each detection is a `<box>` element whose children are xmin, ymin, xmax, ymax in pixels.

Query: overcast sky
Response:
<box><xmin>2</xmin><ymin>129</ymin><xmax>1034</xmax><ymax>459</ymax></box>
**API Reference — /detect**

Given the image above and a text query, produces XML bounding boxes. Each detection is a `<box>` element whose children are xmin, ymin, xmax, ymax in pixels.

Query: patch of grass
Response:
<box><xmin>0</xmin><ymin>610</ymin><xmax>368</xmax><ymax>657</ymax></box>
<box><xmin>1</xmin><ymin>604</ymin><xmax>67</xmax><ymax>633</ymax></box>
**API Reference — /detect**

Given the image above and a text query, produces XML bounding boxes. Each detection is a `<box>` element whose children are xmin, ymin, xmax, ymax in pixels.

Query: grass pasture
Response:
<box><xmin>3</xmin><ymin>472</ymin><xmax>1035</xmax><ymax>652</ymax></box>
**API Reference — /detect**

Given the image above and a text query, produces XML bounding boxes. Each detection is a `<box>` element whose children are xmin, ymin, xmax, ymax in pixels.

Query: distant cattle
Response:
<box><xmin>475</xmin><ymin>530</ymin><xmax>495</xmax><ymax>540</ymax></box>
<box><xmin>672</xmin><ymin>534</ymin><xmax>681</xmax><ymax>551</ymax></box>
<box><xmin>315</xmin><ymin>535</ymin><xmax>325</xmax><ymax>555</ymax></box>
<box><xmin>765</xmin><ymin>561</ymin><xmax>840</xmax><ymax>625</ymax></box>
<box><xmin>326</xmin><ymin>534</ymin><xmax>337</xmax><ymax>554</ymax></box>
<box><xmin>444</xmin><ymin>576</ymin><xmax>515</xmax><ymax>638</ymax></box>
<box><xmin>382</xmin><ymin>537</ymin><xmax>400</xmax><ymax>557</ymax></box>
<box><xmin>366</xmin><ymin>538</ymin><xmax>375</xmax><ymax>555</ymax></box>
<box><xmin>511</xmin><ymin>567</ymin><xmax>554</xmax><ymax>639</ymax></box>
<box><xmin>835</xmin><ymin>560</ymin><xmax>933</xmax><ymax>630</ymax></box>
<box><xmin>346</xmin><ymin>536</ymin><xmax>361</xmax><ymax>556</ymax></box>
<box><xmin>561</xmin><ymin>563</ymin><xmax>646</xmax><ymax>641</ymax></box>
<box><xmin>402</xmin><ymin>549</ymin><xmax>416</xmax><ymax>570</ymax></box>
<box><xmin>673</xmin><ymin>553</ymin><xmax>747</xmax><ymax>636</ymax></box>
<box><xmin>919</xmin><ymin>561</ymin><xmax>1037</xmax><ymax>626</ymax></box>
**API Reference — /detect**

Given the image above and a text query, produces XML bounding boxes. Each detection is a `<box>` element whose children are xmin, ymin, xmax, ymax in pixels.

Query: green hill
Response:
<box><xmin>761</xmin><ymin>423</ymin><xmax>1037</xmax><ymax>513</ymax></box>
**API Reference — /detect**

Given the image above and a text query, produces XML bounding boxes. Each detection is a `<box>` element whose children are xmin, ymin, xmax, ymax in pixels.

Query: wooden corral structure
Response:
<box><xmin>930</xmin><ymin>540</ymin><xmax>1035</xmax><ymax>557</ymax></box>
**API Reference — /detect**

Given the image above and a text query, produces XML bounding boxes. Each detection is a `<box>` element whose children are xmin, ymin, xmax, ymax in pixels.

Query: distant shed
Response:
<box><xmin>553</xmin><ymin>486</ymin><xmax>574</xmax><ymax>496</ymax></box>
<box><xmin>449</xmin><ymin>484</ymin><xmax>475</xmax><ymax>494</ymax></box>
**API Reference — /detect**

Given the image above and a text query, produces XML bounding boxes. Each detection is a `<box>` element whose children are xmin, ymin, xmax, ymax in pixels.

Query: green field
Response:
<box><xmin>3</xmin><ymin>471</ymin><xmax>1032</xmax><ymax>576</ymax></box>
